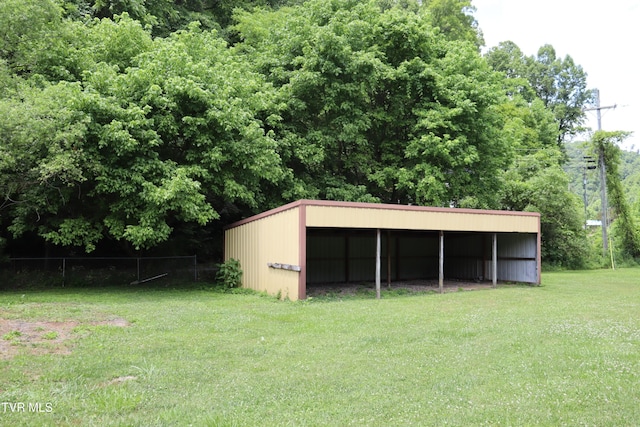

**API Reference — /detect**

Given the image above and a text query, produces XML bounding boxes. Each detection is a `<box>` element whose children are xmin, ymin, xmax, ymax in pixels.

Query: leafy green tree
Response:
<box><xmin>591</xmin><ymin>130</ymin><xmax>640</xmax><ymax>259</ymax></box>
<box><xmin>1</xmin><ymin>24</ymin><xmax>284</xmax><ymax>252</ymax></box>
<box><xmin>60</xmin><ymin>0</ymin><xmax>305</xmax><ymax>36</ymax></box>
<box><xmin>0</xmin><ymin>0</ymin><xmax>63</xmax><ymax>73</ymax></box>
<box><xmin>235</xmin><ymin>0</ymin><xmax>509</xmax><ymax>207</ymax></box>
<box><xmin>0</xmin><ymin>82</ymin><xmax>96</xmax><ymax>250</ymax></box>
<box><xmin>486</xmin><ymin>42</ymin><xmax>593</xmax><ymax>146</ymax></box>
<box><xmin>501</xmin><ymin>149</ymin><xmax>588</xmax><ymax>268</ymax></box>
<box><xmin>423</xmin><ymin>0</ymin><xmax>483</xmax><ymax>48</ymax></box>
<box><xmin>19</xmin><ymin>13</ymin><xmax>153</xmax><ymax>82</ymax></box>
<box><xmin>618</xmin><ymin>147</ymin><xmax>640</xmax><ymax>209</ymax></box>
<box><xmin>527</xmin><ymin>45</ymin><xmax>593</xmax><ymax>145</ymax></box>
<box><xmin>493</xmin><ymin>64</ymin><xmax>588</xmax><ymax>267</ymax></box>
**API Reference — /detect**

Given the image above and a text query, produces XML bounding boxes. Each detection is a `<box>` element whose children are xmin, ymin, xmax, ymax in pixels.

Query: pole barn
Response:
<box><xmin>224</xmin><ymin>200</ymin><xmax>541</xmax><ymax>300</ymax></box>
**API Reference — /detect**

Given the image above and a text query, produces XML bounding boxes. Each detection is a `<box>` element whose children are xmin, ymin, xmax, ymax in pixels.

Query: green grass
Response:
<box><xmin>1</xmin><ymin>268</ymin><xmax>639</xmax><ymax>426</ymax></box>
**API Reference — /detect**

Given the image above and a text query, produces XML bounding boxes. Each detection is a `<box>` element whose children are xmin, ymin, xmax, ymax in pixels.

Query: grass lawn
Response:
<box><xmin>1</xmin><ymin>268</ymin><xmax>639</xmax><ymax>426</ymax></box>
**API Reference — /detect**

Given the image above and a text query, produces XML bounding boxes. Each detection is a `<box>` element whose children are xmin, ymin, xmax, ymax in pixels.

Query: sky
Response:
<box><xmin>473</xmin><ymin>0</ymin><xmax>639</xmax><ymax>151</ymax></box>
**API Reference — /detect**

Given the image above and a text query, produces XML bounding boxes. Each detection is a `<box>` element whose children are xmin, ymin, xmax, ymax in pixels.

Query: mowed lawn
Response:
<box><xmin>1</xmin><ymin>269</ymin><xmax>639</xmax><ymax>426</ymax></box>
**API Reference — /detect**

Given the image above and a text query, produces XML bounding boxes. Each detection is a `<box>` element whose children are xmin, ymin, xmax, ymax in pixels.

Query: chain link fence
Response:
<box><xmin>1</xmin><ymin>256</ymin><xmax>200</xmax><ymax>288</ymax></box>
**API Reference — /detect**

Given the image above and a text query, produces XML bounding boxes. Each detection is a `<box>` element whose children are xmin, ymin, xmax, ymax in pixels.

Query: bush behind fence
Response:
<box><xmin>1</xmin><ymin>256</ymin><xmax>198</xmax><ymax>288</ymax></box>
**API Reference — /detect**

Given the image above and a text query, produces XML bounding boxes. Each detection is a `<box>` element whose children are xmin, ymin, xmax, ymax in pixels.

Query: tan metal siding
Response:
<box><xmin>305</xmin><ymin>205</ymin><xmax>538</xmax><ymax>233</ymax></box>
<box><xmin>225</xmin><ymin>207</ymin><xmax>300</xmax><ymax>300</ymax></box>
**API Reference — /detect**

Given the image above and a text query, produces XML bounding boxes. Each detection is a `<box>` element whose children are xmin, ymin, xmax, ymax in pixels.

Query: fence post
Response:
<box><xmin>194</xmin><ymin>255</ymin><xmax>198</xmax><ymax>281</ymax></box>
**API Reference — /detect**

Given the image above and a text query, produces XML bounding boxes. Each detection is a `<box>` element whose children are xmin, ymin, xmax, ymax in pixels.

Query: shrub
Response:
<box><xmin>215</xmin><ymin>258</ymin><xmax>242</xmax><ymax>290</ymax></box>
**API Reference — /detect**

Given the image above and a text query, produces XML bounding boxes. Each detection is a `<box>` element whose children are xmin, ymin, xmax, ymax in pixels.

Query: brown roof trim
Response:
<box><xmin>224</xmin><ymin>200</ymin><xmax>303</xmax><ymax>230</ymax></box>
<box><xmin>225</xmin><ymin>199</ymin><xmax>539</xmax><ymax>230</ymax></box>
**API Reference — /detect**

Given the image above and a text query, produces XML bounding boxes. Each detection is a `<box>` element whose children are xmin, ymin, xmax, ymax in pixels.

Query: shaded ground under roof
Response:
<box><xmin>306</xmin><ymin>279</ymin><xmax>513</xmax><ymax>298</ymax></box>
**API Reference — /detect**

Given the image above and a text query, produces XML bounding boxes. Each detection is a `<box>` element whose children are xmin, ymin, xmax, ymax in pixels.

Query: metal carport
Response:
<box><xmin>224</xmin><ymin>200</ymin><xmax>541</xmax><ymax>300</ymax></box>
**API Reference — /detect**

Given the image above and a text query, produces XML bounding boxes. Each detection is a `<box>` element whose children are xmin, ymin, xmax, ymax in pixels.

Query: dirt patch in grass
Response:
<box><xmin>0</xmin><ymin>317</ymin><xmax>129</xmax><ymax>360</ymax></box>
<box><xmin>307</xmin><ymin>279</ymin><xmax>498</xmax><ymax>297</ymax></box>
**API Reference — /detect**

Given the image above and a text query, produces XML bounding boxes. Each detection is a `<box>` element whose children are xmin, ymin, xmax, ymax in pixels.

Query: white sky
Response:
<box><xmin>473</xmin><ymin>0</ymin><xmax>639</xmax><ymax>151</ymax></box>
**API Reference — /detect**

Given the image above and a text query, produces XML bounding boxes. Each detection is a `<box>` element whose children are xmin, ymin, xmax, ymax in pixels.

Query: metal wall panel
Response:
<box><xmin>483</xmin><ymin>233</ymin><xmax>538</xmax><ymax>283</ymax></box>
<box><xmin>497</xmin><ymin>233</ymin><xmax>537</xmax><ymax>258</ymax></box>
<box><xmin>397</xmin><ymin>234</ymin><xmax>438</xmax><ymax>279</ymax></box>
<box><xmin>306</xmin><ymin>234</ymin><xmax>346</xmax><ymax>283</ymax></box>
<box><xmin>308</xmin><ymin>230</ymin><xmax>404</xmax><ymax>283</ymax></box>
<box><xmin>225</xmin><ymin>207</ymin><xmax>300</xmax><ymax>299</ymax></box>
<box><xmin>443</xmin><ymin>233</ymin><xmax>485</xmax><ymax>280</ymax></box>
<box><xmin>348</xmin><ymin>235</ymin><xmax>375</xmax><ymax>282</ymax></box>
<box><xmin>306</xmin><ymin>204</ymin><xmax>539</xmax><ymax>233</ymax></box>
<box><xmin>496</xmin><ymin>260</ymin><xmax>539</xmax><ymax>282</ymax></box>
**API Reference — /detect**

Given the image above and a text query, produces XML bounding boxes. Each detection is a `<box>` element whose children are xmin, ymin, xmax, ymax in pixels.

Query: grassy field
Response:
<box><xmin>1</xmin><ymin>268</ymin><xmax>639</xmax><ymax>426</ymax></box>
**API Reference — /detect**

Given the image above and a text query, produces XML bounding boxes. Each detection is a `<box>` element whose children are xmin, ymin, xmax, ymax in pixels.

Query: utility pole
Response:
<box><xmin>584</xmin><ymin>89</ymin><xmax>616</xmax><ymax>255</ymax></box>
<box><xmin>583</xmin><ymin>156</ymin><xmax>596</xmax><ymax>227</ymax></box>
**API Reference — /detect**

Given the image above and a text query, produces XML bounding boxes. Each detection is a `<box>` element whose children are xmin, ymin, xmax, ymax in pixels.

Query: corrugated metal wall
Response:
<box><xmin>306</xmin><ymin>233</ymin><xmax>346</xmax><ymax>283</ymax></box>
<box><xmin>225</xmin><ymin>207</ymin><xmax>300</xmax><ymax>299</ymax></box>
<box><xmin>306</xmin><ymin>204</ymin><xmax>539</xmax><ymax>233</ymax></box>
<box><xmin>444</xmin><ymin>233</ymin><xmax>485</xmax><ymax>280</ymax></box>
<box><xmin>397</xmin><ymin>233</ymin><xmax>439</xmax><ymax>279</ymax></box>
<box><xmin>484</xmin><ymin>233</ymin><xmax>538</xmax><ymax>283</ymax></box>
<box><xmin>307</xmin><ymin>230</ymin><xmax>538</xmax><ymax>285</ymax></box>
<box><xmin>307</xmin><ymin>230</ymin><xmax>441</xmax><ymax>284</ymax></box>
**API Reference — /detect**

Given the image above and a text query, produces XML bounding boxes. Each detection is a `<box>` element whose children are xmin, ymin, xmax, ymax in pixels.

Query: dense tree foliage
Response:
<box><xmin>235</xmin><ymin>0</ymin><xmax>507</xmax><ymax>207</ymax></box>
<box><xmin>483</xmin><ymin>40</ymin><xmax>605</xmax><ymax>266</ymax></box>
<box><xmin>591</xmin><ymin>131</ymin><xmax>640</xmax><ymax>259</ymax></box>
<box><xmin>423</xmin><ymin>0</ymin><xmax>483</xmax><ymax>48</ymax></box>
<box><xmin>486</xmin><ymin>42</ymin><xmax>593</xmax><ymax>146</ymax></box>
<box><xmin>565</xmin><ymin>138</ymin><xmax>640</xmax><ymax>265</ymax></box>
<box><xmin>1</xmin><ymin>17</ymin><xmax>284</xmax><ymax>252</ymax></box>
<box><xmin>1</xmin><ymin>0</ymin><xmax>635</xmax><ymax>267</ymax></box>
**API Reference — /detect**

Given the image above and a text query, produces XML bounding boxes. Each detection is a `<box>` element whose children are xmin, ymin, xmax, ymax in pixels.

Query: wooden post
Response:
<box><xmin>376</xmin><ymin>229</ymin><xmax>381</xmax><ymax>299</ymax></box>
<box><xmin>439</xmin><ymin>231</ymin><xmax>444</xmax><ymax>294</ymax></box>
<box><xmin>492</xmin><ymin>233</ymin><xmax>497</xmax><ymax>288</ymax></box>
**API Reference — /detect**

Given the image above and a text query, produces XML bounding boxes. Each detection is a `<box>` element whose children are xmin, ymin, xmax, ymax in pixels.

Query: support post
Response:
<box><xmin>492</xmin><ymin>233</ymin><xmax>497</xmax><ymax>288</ymax></box>
<box><xmin>439</xmin><ymin>231</ymin><xmax>444</xmax><ymax>294</ymax></box>
<box><xmin>194</xmin><ymin>255</ymin><xmax>198</xmax><ymax>281</ymax></box>
<box><xmin>376</xmin><ymin>229</ymin><xmax>381</xmax><ymax>299</ymax></box>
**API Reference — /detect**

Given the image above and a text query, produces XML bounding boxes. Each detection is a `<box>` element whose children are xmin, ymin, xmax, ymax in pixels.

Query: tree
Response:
<box><xmin>0</xmin><ymin>82</ymin><xmax>96</xmax><ymax>250</ymax></box>
<box><xmin>423</xmin><ymin>0</ymin><xmax>483</xmax><ymax>48</ymax></box>
<box><xmin>1</xmin><ymin>24</ymin><xmax>285</xmax><ymax>252</ymax></box>
<box><xmin>527</xmin><ymin>45</ymin><xmax>593</xmax><ymax>145</ymax></box>
<box><xmin>485</xmin><ymin>42</ymin><xmax>594</xmax><ymax>146</ymax></box>
<box><xmin>591</xmin><ymin>130</ymin><xmax>640</xmax><ymax>259</ymax></box>
<box><xmin>501</xmin><ymin>149</ymin><xmax>588</xmax><ymax>268</ymax></box>
<box><xmin>18</xmin><ymin>13</ymin><xmax>153</xmax><ymax>82</ymax></box>
<box><xmin>235</xmin><ymin>0</ymin><xmax>510</xmax><ymax>207</ymax></box>
<box><xmin>59</xmin><ymin>0</ymin><xmax>305</xmax><ymax>37</ymax></box>
<box><xmin>0</xmin><ymin>0</ymin><xmax>63</xmax><ymax>73</ymax></box>
<box><xmin>493</xmin><ymin>66</ymin><xmax>589</xmax><ymax>267</ymax></box>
